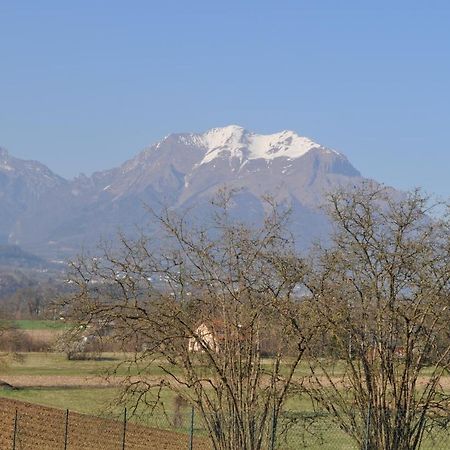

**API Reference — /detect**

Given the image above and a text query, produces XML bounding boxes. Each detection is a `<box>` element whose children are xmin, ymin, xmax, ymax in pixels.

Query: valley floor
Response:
<box><xmin>2</xmin><ymin>352</ymin><xmax>450</xmax><ymax>449</ymax></box>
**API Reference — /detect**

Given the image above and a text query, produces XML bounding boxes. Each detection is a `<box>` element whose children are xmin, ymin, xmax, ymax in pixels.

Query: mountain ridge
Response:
<box><xmin>1</xmin><ymin>126</ymin><xmax>366</xmax><ymax>259</ymax></box>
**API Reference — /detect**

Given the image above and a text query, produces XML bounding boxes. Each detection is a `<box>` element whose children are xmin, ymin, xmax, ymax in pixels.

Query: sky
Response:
<box><xmin>1</xmin><ymin>1</ymin><xmax>450</xmax><ymax>196</ymax></box>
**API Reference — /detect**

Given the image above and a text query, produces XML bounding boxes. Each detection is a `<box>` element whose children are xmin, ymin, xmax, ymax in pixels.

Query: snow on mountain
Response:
<box><xmin>143</xmin><ymin>125</ymin><xmax>338</xmax><ymax>168</ymax></box>
<box><xmin>195</xmin><ymin>125</ymin><xmax>335</xmax><ymax>166</ymax></box>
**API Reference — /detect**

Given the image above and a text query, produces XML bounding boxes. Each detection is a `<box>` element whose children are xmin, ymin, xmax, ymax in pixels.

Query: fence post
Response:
<box><xmin>270</xmin><ymin>404</ymin><xmax>277</xmax><ymax>450</ymax></box>
<box><xmin>12</xmin><ymin>408</ymin><xmax>18</xmax><ymax>450</ymax></box>
<box><xmin>189</xmin><ymin>406</ymin><xmax>194</xmax><ymax>450</ymax></box>
<box><xmin>64</xmin><ymin>409</ymin><xmax>69</xmax><ymax>450</ymax></box>
<box><xmin>122</xmin><ymin>407</ymin><xmax>127</xmax><ymax>450</ymax></box>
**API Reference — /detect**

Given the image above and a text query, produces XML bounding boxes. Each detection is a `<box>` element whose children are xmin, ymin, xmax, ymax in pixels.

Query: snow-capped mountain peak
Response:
<box><xmin>201</xmin><ymin>125</ymin><xmax>247</xmax><ymax>149</ymax></box>
<box><xmin>188</xmin><ymin>125</ymin><xmax>336</xmax><ymax>166</ymax></box>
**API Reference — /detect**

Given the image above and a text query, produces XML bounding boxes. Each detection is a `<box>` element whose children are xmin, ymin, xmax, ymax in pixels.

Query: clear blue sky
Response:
<box><xmin>1</xmin><ymin>1</ymin><xmax>450</xmax><ymax>196</ymax></box>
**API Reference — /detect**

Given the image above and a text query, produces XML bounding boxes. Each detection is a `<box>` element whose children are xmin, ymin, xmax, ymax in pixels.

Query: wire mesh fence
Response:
<box><xmin>0</xmin><ymin>398</ymin><xmax>209</xmax><ymax>450</ymax></box>
<box><xmin>274</xmin><ymin>410</ymin><xmax>450</xmax><ymax>450</ymax></box>
<box><xmin>1</xmin><ymin>397</ymin><xmax>450</xmax><ymax>449</ymax></box>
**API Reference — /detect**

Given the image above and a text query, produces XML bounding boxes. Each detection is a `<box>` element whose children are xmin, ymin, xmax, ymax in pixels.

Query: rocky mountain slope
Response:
<box><xmin>2</xmin><ymin>126</ymin><xmax>365</xmax><ymax>259</ymax></box>
<box><xmin>0</xmin><ymin>148</ymin><xmax>66</xmax><ymax>245</ymax></box>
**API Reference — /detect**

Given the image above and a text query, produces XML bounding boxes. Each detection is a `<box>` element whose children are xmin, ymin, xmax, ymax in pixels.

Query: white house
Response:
<box><xmin>188</xmin><ymin>323</ymin><xmax>219</xmax><ymax>353</ymax></box>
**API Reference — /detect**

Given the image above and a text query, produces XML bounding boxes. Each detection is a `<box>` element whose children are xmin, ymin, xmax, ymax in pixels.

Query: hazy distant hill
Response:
<box><xmin>0</xmin><ymin>245</ymin><xmax>48</xmax><ymax>269</ymax></box>
<box><xmin>1</xmin><ymin>126</ymin><xmax>370</xmax><ymax>259</ymax></box>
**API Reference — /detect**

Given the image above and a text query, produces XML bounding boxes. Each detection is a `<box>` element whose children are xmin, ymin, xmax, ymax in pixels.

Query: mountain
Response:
<box><xmin>2</xmin><ymin>126</ymin><xmax>366</xmax><ymax>258</ymax></box>
<box><xmin>0</xmin><ymin>148</ymin><xmax>66</xmax><ymax>245</ymax></box>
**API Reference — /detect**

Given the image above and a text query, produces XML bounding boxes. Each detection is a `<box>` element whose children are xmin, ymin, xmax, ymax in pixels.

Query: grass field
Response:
<box><xmin>0</xmin><ymin>352</ymin><xmax>204</xmax><ymax>433</ymax></box>
<box><xmin>0</xmin><ymin>387</ymin><xmax>118</xmax><ymax>415</ymax></box>
<box><xmin>1</xmin><ymin>319</ymin><xmax>69</xmax><ymax>330</ymax></box>
<box><xmin>1</xmin><ymin>352</ymin><xmax>450</xmax><ymax>449</ymax></box>
<box><xmin>3</xmin><ymin>352</ymin><xmax>122</xmax><ymax>376</ymax></box>
<box><xmin>0</xmin><ymin>385</ymin><xmax>352</xmax><ymax>449</ymax></box>
<box><xmin>2</xmin><ymin>352</ymin><xmax>172</xmax><ymax>378</ymax></box>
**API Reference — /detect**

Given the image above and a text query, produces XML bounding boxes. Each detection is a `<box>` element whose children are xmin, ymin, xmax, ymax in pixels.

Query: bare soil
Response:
<box><xmin>0</xmin><ymin>398</ymin><xmax>211</xmax><ymax>449</ymax></box>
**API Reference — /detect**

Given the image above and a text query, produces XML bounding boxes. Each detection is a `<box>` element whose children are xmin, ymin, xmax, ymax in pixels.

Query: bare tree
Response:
<box><xmin>304</xmin><ymin>184</ymin><xmax>450</xmax><ymax>450</ymax></box>
<box><xmin>61</xmin><ymin>192</ymin><xmax>312</xmax><ymax>450</ymax></box>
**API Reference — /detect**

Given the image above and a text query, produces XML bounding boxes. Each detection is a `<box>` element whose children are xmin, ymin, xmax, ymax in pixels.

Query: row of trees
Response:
<box><xmin>60</xmin><ymin>185</ymin><xmax>450</xmax><ymax>450</ymax></box>
<box><xmin>0</xmin><ymin>279</ymin><xmax>65</xmax><ymax>320</ymax></box>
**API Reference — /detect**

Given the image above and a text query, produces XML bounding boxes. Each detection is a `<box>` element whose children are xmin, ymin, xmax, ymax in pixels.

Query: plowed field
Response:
<box><xmin>0</xmin><ymin>398</ymin><xmax>210</xmax><ymax>449</ymax></box>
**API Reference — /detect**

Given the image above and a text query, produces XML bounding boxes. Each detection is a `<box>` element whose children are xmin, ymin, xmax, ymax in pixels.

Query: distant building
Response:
<box><xmin>188</xmin><ymin>323</ymin><xmax>219</xmax><ymax>353</ymax></box>
<box><xmin>188</xmin><ymin>320</ymin><xmax>247</xmax><ymax>353</ymax></box>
